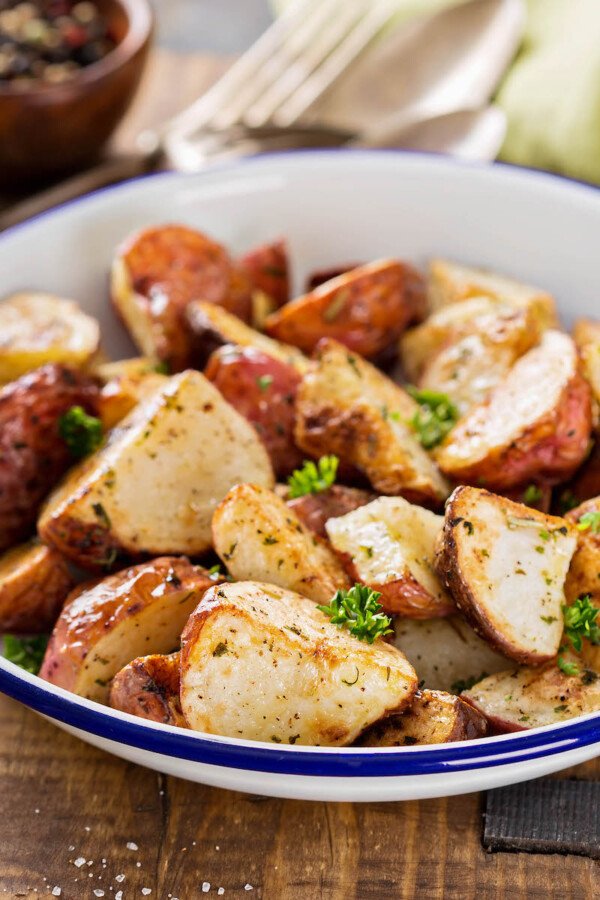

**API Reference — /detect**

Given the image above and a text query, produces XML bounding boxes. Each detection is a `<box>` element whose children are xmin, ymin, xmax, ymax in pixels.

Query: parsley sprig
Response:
<box><xmin>557</xmin><ymin>594</ymin><xmax>600</xmax><ymax>676</ymax></box>
<box><xmin>58</xmin><ymin>406</ymin><xmax>103</xmax><ymax>459</ymax></box>
<box><xmin>407</xmin><ymin>387</ymin><xmax>459</xmax><ymax>449</ymax></box>
<box><xmin>576</xmin><ymin>510</ymin><xmax>600</xmax><ymax>534</ymax></box>
<box><xmin>3</xmin><ymin>635</ymin><xmax>48</xmax><ymax>675</ymax></box>
<box><xmin>288</xmin><ymin>455</ymin><xmax>339</xmax><ymax>499</ymax></box>
<box><xmin>317</xmin><ymin>584</ymin><xmax>393</xmax><ymax>644</ymax></box>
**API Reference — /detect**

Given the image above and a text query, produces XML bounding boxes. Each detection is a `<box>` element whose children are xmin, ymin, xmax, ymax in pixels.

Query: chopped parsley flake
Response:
<box><xmin>58</xmin><ymin>406</ymin><xmax>103</xmax><ymax>459</ymax></box>
<box><xmin>3</xmin><ymin>634</ymin><xmax>48</xmax><ymax>674</ymax></box>
<box><xmin>317</xmin><ymin>584</ymin><xmax>393</xmax><ymax>644</ymax></box>
<box><xmin>287</xmin><ymin>455</ymin><xmax>339</xmax><ymax>498</ymax></box>
<box><xmin>576</xmin><ymin>510</ymin><xmax>600</xmax><ymax>534</ymax></box>
<box><xmin>406</xmin><ymin>387</ymin><xmax>459</xmax><ymax>449</ymax></box>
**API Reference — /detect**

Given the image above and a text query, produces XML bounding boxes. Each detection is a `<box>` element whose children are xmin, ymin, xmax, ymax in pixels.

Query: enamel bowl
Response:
<box><xmin>0</xmin><ymin>151</ymin><xmax>598</xmax><ymax>802</ymax></box>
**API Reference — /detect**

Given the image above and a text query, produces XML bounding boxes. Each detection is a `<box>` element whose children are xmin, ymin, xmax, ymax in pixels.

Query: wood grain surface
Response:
<box><xmin>0</xmin><ymin>49</ymin><xmax>599</xmax><ymax>900</ymax></box>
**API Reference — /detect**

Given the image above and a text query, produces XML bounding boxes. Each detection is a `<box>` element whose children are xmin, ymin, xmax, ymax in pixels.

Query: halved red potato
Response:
<box><xmin>95</xmin><ymin>357</ymin><xmax>169</xmax><ymax>429</ymax></box>
<box><xmin>180</xmin><ymin>580</ymin><xmax>418</xmax><ymax>745</ymax></box>
<box><xmin>564</xmin><ymin>498</ymin><xmax>600</xmax><ymax>606</ymax></box>
<box><xmin>463</xmin><ymin>658</ymin><xmax>600</xmax><ymax>732</ymax></box>
<box><xmin>357</xmin><ymin>689</ymin><xmax>488</xmax><ymax>746</ymax></box>
<box><xmin>111</xmin><ymin>224</ymin><xmax>252</xmax><ymax>371</ymax></box>
<box><xmin>238</xmin><ymin>239</ymin><xmax>290</xmax><ymax>309</ymax></box>
<box><xmin>0</xmin><ymin>540</ymin><xmax>74</xmax><ymax>634</ymax></box>
<box><xmin>40</xmin><ymin>557</ymin><xmax>220</xmax><ymax>702</ymax></box>
<box><xmin>393</xmin><ymin>616</ymin><xmax>510</xmax><ymax>693</ymax></box>
<box><xmin>109</xmin><ymin>652</ymin><xmax>186</xmax><ymax>727</ymax></box>
<box><xmin>436</xmin><ymin>486</ymin><xmax>577</xmax><ymax>664</ymax></box>
<box><xmin>212</xmin><ymin>483</ymin><xmax>349</xmax><ymax>604</ymax></box>
<box><xmin>0</xmin><ymin>364</ymin><xmax>100</xmax><ymax>552</ymax></box>
<box><xmin>294</xmin><ymin>338</ymin><xmax>449</xmax><ymax>505</ymax></box>
<box><xmin>265</xmin><ymin>260</ymin><xmax>417</xmax><ymax>359</ymax></box>
<box><xmin>326</xmin><ymin>496</ymin><xmax>454</xmax><ymax>618</ymax></box>
<box><xmin>0</xmin><ymin>292</ymin><xmax>100</xmax><ymax>383</ymax></box>
<box><xmin>436</xmin><ymin>331</ymin><xmax>592</xmax><ymax>490</ymax></box>
<box><xmin>186</xmin><ymin>300</ymin><xmax>309</xmax><ymax>372</ymax></box>
<box><xmin>554</xmin><ymin>441</ymin><xmax>600</xmax><ymax>515</ymax></box>
<box><xmin>286</xmin><ymin>484</ymin><xmax>374</xmax><ymax>538</ymax></box>
<box><xmin>38</xmin><ymin>370</ymin><xmax>274</xmax><ymax>568</ymax></box>
<box><xmin>204</xmin><ymin>345</ymin><xmax>303</xmax><ymax>477</ymax></box>
<box><xmin>426</xmin><ymin>258</ymin><xmax>559</xmax><ymax>328</ymax></box>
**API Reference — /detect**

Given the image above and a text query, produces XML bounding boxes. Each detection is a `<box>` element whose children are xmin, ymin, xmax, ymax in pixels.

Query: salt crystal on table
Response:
<box><xmin>127</xmin><ymin>842</ymin><xmax>139</xmax><ymax>851</ymax></box>
<box><xmin>93</xmin><ymin>891</ymin><xmax>105</xmax><ymax>898</ymax></box>
<box><xmin>115</xmin><ymin>875</ymin><xmax>125</xmax><ymax>883</ymax></box>
<box><xmin>218</xmin><ymin>890</ymin><xmax>225</xmax><ymax>896</ymax></box>
<box><xmin>142</xmin><ymin>891</ymin><xmax>152</xmax><ymax>896</ymax></box>
<box><xmin>51</xmin><ymin>889</ymin><xmax>61</xmax><ymax>897</ymax></box>
<box><xmin>115</xmin><ymin>892</ymin><xmax>123</xmax><ymax>900</ymax></box>
<box><xmin>74</xmin><ymin>858</ymin><xmax>86</xmax><ymax>868</ymax></box>
<box><xmin>202</xmin><ymin>884</ymin><xmax>210</xmax><ymax>893</ymax></box>
<box><xmin>244</xmin><ymin>886</ymin><xmax>254</xmax><ymax>892</ymax></box>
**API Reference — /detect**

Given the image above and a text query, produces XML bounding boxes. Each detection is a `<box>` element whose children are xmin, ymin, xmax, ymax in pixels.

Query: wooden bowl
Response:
<box><xmin>0</xmin><ymin>0</ymin><xmax>153</xmax><ymax>189</ymax></box>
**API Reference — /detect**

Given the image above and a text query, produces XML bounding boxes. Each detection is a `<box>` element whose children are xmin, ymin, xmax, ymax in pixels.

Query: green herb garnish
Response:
<box><xmin>576</xmin><ymin>510</ymin><xmax>600</xmax><ymax>534</ymax></box>
<box><xmin>317</xmin><ymin>584</ymin><xmax>393</xmax><ymax>644</ymax></box>
<box><xmin>562</xmin><ymin>594</ymin><xmax>600</xmax><ymax>653</ymax></box>
<box><xmin>58</xmin><ymin>405</ymin><xmax>103</xmax><ymax>459</ymax></box>
<box><xmin>450</xmin><ymin>672</ymin><xmax>489</xmax><ymax>694</ymax></box>
<box><xmin>288</xmin><ymin>455</ymin><xmax>339</xmax><ymax>499</ymax></box>
<box><xmin>3</xmin><ymin>635</ymin><xmax>48</xmax><ymax>675</ymax></box>
<box><xmin>557</xmin><ymin>655</ymin><xmax>580</xmax><ymax>677</ymax></box>
<box><xmin>406</xmin><ymin>387</ymin><xmax>459</xmax><ymax>449</ymax></box>
<box><xmin>523</xmin><ymin>484</ymin><xmax>543</xmax><ymax>505</ymax></box>
<box><xmin>256</xmin><ymin>374</ymin><xmax>274</xmax><ymax>392</ymax></box>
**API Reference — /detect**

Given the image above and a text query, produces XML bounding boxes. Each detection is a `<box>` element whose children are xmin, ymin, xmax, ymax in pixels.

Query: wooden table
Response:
<box><xmin>0</xmin><ymin>50</ymin><xmax>599</xmax><ymax>899</ymax></box>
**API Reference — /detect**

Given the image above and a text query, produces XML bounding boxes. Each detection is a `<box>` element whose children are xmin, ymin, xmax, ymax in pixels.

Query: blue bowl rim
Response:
<box><xmin>0</xmin><ymin>148</ymin><xmax>599</xmax><ymax>778</ymax></box>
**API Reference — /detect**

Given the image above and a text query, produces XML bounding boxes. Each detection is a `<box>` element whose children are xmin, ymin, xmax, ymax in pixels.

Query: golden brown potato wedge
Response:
<box><xmin>265</xmin><ymin>260</ymin><xmax>417</xmax><ymax>358</ymax></box>
<box><xmin>109</xmin><ymin>652</ymin><xmax>186</xmax><ymax>727</ymax></box>
<box><xmin>436</xmin><ymin>486</ymin><xmax>577</xmax><ymax>664</ymax></box>
<box><xmin>573</xmin><ymin>318</ymin><xmax>600</xmax><ymax>427</ymax></box>
<box><xmin>436</xmin><ymin>331</ymin><xmax>592</xmax><ymax>490</ymax></box>
<box><xmin>427</xmin><ymin>258</ymin><xmax>559</xmax><ymax>328</ymax></box>
<box><xmin>357</xmin><ymin>689</ymin><xmax>488</xmax><ymax>746</ymax></box>
<box><xmin>393</xmin><ymin>616</ymin><xmax>510</xmax><ymax>693</ymax></box>
<box><xmin>326</xmin><ymin>496</ymin><xmax>454</xmax><ymax>618</ymax></box>
<box><xmin>294</xmin><ymin>338</ymin><xmax>449</xmax><ymax>505</ymax></box>
<box><xmin>0</xmin><ymin>292</ymin><xmax>100</xmax><ymax>383</ymax></box>
<box><xmin>238</xmin><ymin>239</ymin><xmax>290</xmax><ymax>309</ymax></box>
<box><xmin>38</xmin><ymin>370</ymin><xmax>274</xmax><ymax>567</ymax></box>
<box><xmin>286</xmin><ymin>484</ymin><xmax>374</xmax><ymax>538</ymax></box>
<box><xmin>40</xmin><ymin>557</ymin><xmax>219</xmax><ymax>702</ymax></box>
<box><xmin>180</xmin><ymin>580</ymin><xmax>418</xmax><ymax>745</ymax></box>
<box><xmin>186</xmin><ymin>300</ymin><xmax>309</xmax><ymax>372</ymax></box>
<box><xmin>212</xmin><ymin>483</ymin><xmax>349</xmax><ymax>603</ymax></box>
<box><xmin>463</xmin><ymin>657</ymin><xmax>600</xmax><ymax>732</ymax></box>
<box><xmin>564</xmin><ymin>498</ymin><xmax>600</xmax><ymax>607</ymax></box>
<box><xmin>0</xmin><ymin>540</ymin><xmax>74</xmax><ymax>634</ymax></box>
<box><xmin>204</xmin><ymin>345</ymin><xmax>304</xmax><ymax>477</ymax></box>
<box><xmin>0</xmin><ymin>364</ymin><xmax>100</xmax><ymax>552</ymax></box>
<box><xmin>111</xmin><ymin>224</ymin><xmax>253</xmax><ymax>371</ymax></box>
<box><xmin>96</xmin><ymin>357</ymin><xmax>169</xmax><ymax>429</ymax></box>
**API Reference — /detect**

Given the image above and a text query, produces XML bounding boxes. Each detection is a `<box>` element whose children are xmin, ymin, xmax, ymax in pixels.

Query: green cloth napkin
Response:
<box><xmin>273</xmin><ymin>0</ymin><xmax>600</xmax><ymax>185</ymax></box>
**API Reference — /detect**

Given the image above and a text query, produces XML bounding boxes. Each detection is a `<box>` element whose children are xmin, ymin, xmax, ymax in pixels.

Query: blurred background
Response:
<box><xmin>155</xmin><ymin>0</ymin><xmax>273</xmax><ymax>53</ymax></box>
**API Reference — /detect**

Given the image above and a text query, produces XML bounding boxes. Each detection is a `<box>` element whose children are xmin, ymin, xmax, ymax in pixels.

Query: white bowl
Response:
<box><xmin>0</xmin><ymin>150</ymin><xmax>599</xmax><ymax>802</ymax></box>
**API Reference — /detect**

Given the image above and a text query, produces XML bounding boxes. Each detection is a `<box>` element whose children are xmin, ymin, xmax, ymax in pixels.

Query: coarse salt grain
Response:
<box><xmin>136</xmin><ymin>862</ymin><xmax>141</xmax><ymax>868</ymax></box>
<box><xmin>142</xmin><ymin>891</ymin><xmax>152</xmax><ymax>896</ymax></box>
<box><xmin>218</xmin><ymin>890</ymin><xmax>225</xmax><ymax>896</ymax></box>
<box><xmin>74</xmin><ymin>858</ymin><xmax>86</xmax><ymax>868</ymax></box>
<box><xmin>115</xmin><ymin>893</ymin><xmax>123</xmax><ymax>900</ymax></box>
<box><xmin>127</xmin><ymin>842</ymin><xmax>139</xmax><ymax>851</ymax></box>
<box><xmin>52</xmin><ymin>889</ymin><xmax>61</xmax><ymax>897</ymax></box>
<box><xmin>85</xmin><ymin>826</ymin><xmax>91</xmax><ymax>832</ymax></box>
<box><xmin>68</xmin><ymin>846</ymin><xmax>75</xmax><ymax>852</ymax></box>
<box><xmin>202</xmin><ymin>884</ymin><xmax>210</xmax><ymax>893</ymax></box>
<box><xmin>115</xmin><ymin>875</ymin><xmax>125</xmax><ymax>883</ymax></box>
<box><xmin>245</xmin><ymin>886</ymin><xmax>253</xmax><ymax>892</ymax></box>
<box><xmin>93</xmin><ymin>891</ymin><xmax>105</xmax><ymax>898</ymax></box>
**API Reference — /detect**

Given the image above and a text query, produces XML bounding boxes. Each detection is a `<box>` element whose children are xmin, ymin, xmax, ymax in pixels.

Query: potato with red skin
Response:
<box><xmin>357</xmin><ymin>690</ymin><xmax>488</xmax><ymax>746</ymax></box>
<box><xmin>0</xmin><ymin>364</ymin><xmax>99</xmax><ymax>552</ymax></box>
<box><xmin>436</xmin><ymin>331</ymin><xmax>592</xmax><ymax>490</ymax></box>
<box><xmin>109</xmin><ymin>652</ymin><xmax>187</xmax><ymax>727</ymax></box>
<box><xmin>554</xmin><ymin>441</ymin><xmax>600</xmax><ymax>514</ymax></box>
<box><xmin>286</xmin><ymin>484</ymin><xmax>374</xmax><ymax>538</ymax></box>
<box><xmin>564</xmin><ymin>498</ymin><xmax>600</xmax><ymax>607</ymax></box>
<box><xmin>204</xmin><ymin>345</ymin><xmax>304</xmax><ymax>477</ymax></box>
<box><xmin>111</xmin><ymin>224</ymin><xmax>253</xmax><ymax>371</ymax></box>
<box><xmin>265</xmin><ymin>260</ymin><xmax>418</xmax><ymax>359</ymax></box>
<box><xmin>0</xmin><ymin>540</ymin><xmax>74</xmax><ymax>634</ymax></box>
<box><xmin>40</xmin><ymin>557</ymin><xmax>221</xmax><ymax>703</ymax></box>
<box><xmin>306</xmin><ymin>264</ymin><xmax>362</xmax><ymax>292</ymax></box>
<box><xmin>238</xmin><ymin>239</ymin><xmax>290</xmax><ymax>308</ymax></box>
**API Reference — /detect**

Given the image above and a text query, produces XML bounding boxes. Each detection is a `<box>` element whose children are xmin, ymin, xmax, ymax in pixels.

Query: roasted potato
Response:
<box><xmin>0</xmin><ymin>364</ymin><xmax>100</xmax><ymax>552</ymax></box>
<box><xmin>0</xmin><ymin>292</ymin><xmax>100</xmax><ymax>383</ymax></box>
<box><xmin>573</xmin><ymin>318</ymin><xmax>600</xmax><ymax>425</ymax></box>
<box><xmin>564</xmin><ymin>498</ymin><xmax>600</xmax><ymax>606</ymax></box>
<box><xmin>393</xmin><ymin>616</ymin><xmax>510</xmax><ymax>693</ymax></box>
<box><xmin>326</xmin><ymin>496</ymin><xmax>454</xmax><ymax>618</ymax></box>
<box><xmin>265</xmin><ymin>260</ymin><xmax>418</xmax><ymax>359</ymax></box>
<box><xmin>357</xmin><ymin>689</ymin><xmax>488</xmax><ymax>746</ymax></box>
<box><xmin>436</xmin><ymin>486</ymin><xmax>577</xmax><ymax>664</ymax></box>
<box><xmin>427</xmin><ymin>258</ymin><xmax>559</xmax><ymax>328</ymax></box>
<box><xmin>0</xmin><ymin>540</ymin><xmax>74</xmax><ymax>633</ymax></box>
<box><xmin>554</xmin><ymin>441</ymin><xmax>600</xmax><ymax>514</ymax></box>
<box><xmin>109</xmin><ymin>652</ymin><xmax>186</xmax><ymax>727</ymax></box>
<box><xmin>463</xmin><ymin>657</ymin><xmax>600</xmax><ymax>732</ymax></box>
<box><xmin>417</xmin><ymin>306</ymin><xmax>542</xmax><ymax>415</ymax></box>
<box><xmin>40</xmin><ymin>557</ymin><xmax>219</xmax><ymax>702</ymax></box>
<box><xmin>96</xmin><ymin>357</ymin><xmax>169</xmax><ymax>429</ymax></box>
<box><xmin>204</xmin><ymin>345</ymin><xmax>304</xmax><ymax>477</ymax></box>
<box><xmin>111</xmin><ymin>224</ymin><xmax>253</xmax><ymax>371</ymax></box>
<box><xmin>212</xmin><ymin>483</ymin><xmax>349</xmax><ymax>603</ymax></box>
<box><xmin>286</xmin><ymin>484</ymin><xmax>374</xmax><ymax>538</ymax></box>
<box><xmin>436</xmin><ymin>331</ymin><xmax>592</xmax><ymax>489</ymax></box>
<box><xmin>38</xmin><ymin>370</ymin><xmax>274</xmax><ymax>567</ymax></box>
<box><xmin>179</xmin><ymin>580</ymin><xmax>418</xmax><ymax>745</ymax></box>
<box><xmin>238</xmin><ymin>239</ymin><xmax>290</xmax><ymax>309</ymax></box>
<box><xmin>294</xmin><ymin>338</ymin><xmax>450</xmax><ymax>505</ymax></box>
<box><xmin>186</xmin><ymin>299</ymin><xmax>309</xmax><ymax>372</ymax></box>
